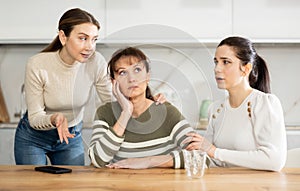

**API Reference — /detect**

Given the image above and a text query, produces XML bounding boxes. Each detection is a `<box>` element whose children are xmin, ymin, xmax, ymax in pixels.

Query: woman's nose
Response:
<box><xmin>85</xmin><ymin>40</ymin><xmax>95</xmax><ymax>50</ymax></box>
<box><xmin>214</xmin><ymin>63</ymin><xmax>221</xmax><ymax>73</ymax></box>
<box><xmin>127</xmin><ymin>72</ymin><xmax>136</xmax><ymax>82</ymax></box>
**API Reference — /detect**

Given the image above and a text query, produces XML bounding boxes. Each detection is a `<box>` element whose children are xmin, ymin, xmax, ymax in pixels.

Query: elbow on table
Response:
<box><xmin>88</xmin><ymin>148</ymin><xmax>107</xmax><ymax>168</ymax></box>
<box><xmin>262</xmin><ymin>152</ymin><xmax>286</xmax><ymax>172</ymax></box>
<box><xmin>265</xmin><ymin>162</ymin><xmax>284</xmax><ymax>172</ymax></box>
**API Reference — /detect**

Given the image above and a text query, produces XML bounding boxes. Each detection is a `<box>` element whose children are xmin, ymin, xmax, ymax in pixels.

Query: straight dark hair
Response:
<box><xmin>107</xmin><ymin>47</ymin><xmax>154</xmax><ymax>101</ymax></box>
<box><xmin>218</xmin><ymin>36</ymin><xmax>271</xmax><ymax>93</ymax></box>
<box><xmin>41</xmin><ymin>8</ymin><xmax>100</xmax><ymax>52</ymax></box>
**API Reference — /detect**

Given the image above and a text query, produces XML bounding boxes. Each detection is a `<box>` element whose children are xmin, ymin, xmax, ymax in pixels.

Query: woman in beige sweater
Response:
<box><xmin>14</xmin><ymin>8</ymin><xmax>112</xmax><ymax>165</ymax></box>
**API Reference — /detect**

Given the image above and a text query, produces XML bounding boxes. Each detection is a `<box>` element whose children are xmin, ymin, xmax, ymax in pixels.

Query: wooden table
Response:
<box><xmin>0</xmin><ymin>165</ymin><xmax>299</xmax><ymax>191</ymax></box>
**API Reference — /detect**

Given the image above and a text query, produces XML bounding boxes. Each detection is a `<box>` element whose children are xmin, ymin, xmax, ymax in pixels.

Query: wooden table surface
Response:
<box><xmin>0</xmin><ymin>165</ymin><xmax>299</xmax><ymax>191</ymax></box>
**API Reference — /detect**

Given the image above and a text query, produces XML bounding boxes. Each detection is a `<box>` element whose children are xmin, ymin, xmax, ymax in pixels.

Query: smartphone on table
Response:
<box><xmin>34</xmin><ymin>166</ymin><xmax>72</xmax><ymax>174</ymax></box>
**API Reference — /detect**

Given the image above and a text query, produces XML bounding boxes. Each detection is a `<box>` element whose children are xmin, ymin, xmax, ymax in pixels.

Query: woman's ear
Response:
<box><xmin>58</xmin><ymin>30</ymin><xmax>67</xmax><ymax>46</ymax></box>
<box><xmin>241</xmin><ymin>63</ymin><xmax>253</xmax><ymax>76</ymax></box>
<box><xmin>110</xmin><ymin>77</ymin><xmax>114</xmax><ymax>83</ymax></box>
<box><xmin>245</xmin><ymin>63</ymin><xmax>253</xmax><ymax>74</ymax></box>
<box><xmin>146</xmin><ymin>72</ymin><xmax>150</xmax><ymax>83</ymax></box>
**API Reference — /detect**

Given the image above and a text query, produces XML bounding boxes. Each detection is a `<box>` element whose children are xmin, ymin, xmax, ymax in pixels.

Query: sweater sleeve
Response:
<box><xmin>168</xmin><ymin>105</ymin><xmax>195</xmax><ymax>169</ymax></box>
<box><xmin>25</xmin><ymin>57</ymin><xmax>55</xmax><ymax>130</ymax></box>
<box><xmin>88</xmin><ymin>105</ymin><xmax>124</xmax><ymax>168</ymax></box>
<box><xmin>88</xmin><ymin>123</ymin><xmax>124</xmax><ymax>168</ymax></box>
<box><xmin>214</xmin><ymin>94</ymin><xmax>287</xmax><ymax>171</ymax></box>
<box><xmin>93</xmin><ymin>52</ymin><xmax>112</xmax><ymax>104</ymax></box>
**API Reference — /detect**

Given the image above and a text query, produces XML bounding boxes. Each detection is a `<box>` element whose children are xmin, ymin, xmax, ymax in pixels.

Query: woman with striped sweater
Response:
<box><xmin>88</xmin><ymin>47</ymin><xmax>194</xmax><ymax>169</ymax></box>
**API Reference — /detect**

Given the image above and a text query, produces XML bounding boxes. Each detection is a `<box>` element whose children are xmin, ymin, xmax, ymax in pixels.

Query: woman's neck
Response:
<box><xmin>228</xmin><ymin>86</ymin><xmax>253</xmax><ymax>108</ymax></box>
<box><xmin>59</xmin><ymin>48</ymin><xmax>75</xmax><ymax>65</ymax></box>
<box><xmin>130</xmin><ymin>97</ymin><xmax>154</xmax><ymax>118</ymax></box>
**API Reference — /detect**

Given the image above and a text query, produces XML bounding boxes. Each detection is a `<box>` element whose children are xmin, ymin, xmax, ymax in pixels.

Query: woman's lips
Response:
<box><xmin>128</xmin><ymin>85</ymin><xmax>139</xmax><ymax>89</ymax></box>
<box><xmin>81</xmin><ymin>53</ymin><xmax>91</xmax><ymax>58</ymax></box>
<box><xmin>215</xmin><ymin>77</ymin><xmax>224</xmax><ymax>82</ymax></box>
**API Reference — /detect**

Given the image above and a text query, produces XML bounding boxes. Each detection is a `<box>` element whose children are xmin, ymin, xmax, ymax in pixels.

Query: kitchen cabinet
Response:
<box><xmin>1</xmin><ymin>0</ymin><xmax>300</xmax><ymax>43</ymax></box>
<box><xmin>0</xmin><ymin>127</ymin><xmax>16</xmax><ymax>164</ymax></box>
<box><xmin>96</xmin><ymin>0</ymin><xmax>232</xmax><ymax>42</ymax></box>
<box><xmin>0</xmin><ymin>0</ymin><xmax>105</xmax><ymax>43</ymax></box>
<box><xmin>233</xmin><ymin>0</ymin><xmax>300</xmax><ymax>41</ymax></box>
<box><xmin>0</xmin><ymin>126</ymin><xmax>93</xmax><ymax>165</ymax></box>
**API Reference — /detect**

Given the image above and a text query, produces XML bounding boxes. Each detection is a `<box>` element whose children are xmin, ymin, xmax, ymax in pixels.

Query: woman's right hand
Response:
<box><xmin>51</xmin><ymin>113</ymin><xmax>74</xmax><ymax>144</ymax></box>
<box><xmin>112</xmin><ymin>80</ymin><xmax>133</xmax><ymax>136</ymax></box>
<box><xmin>184</xmin><ymin>132</ymin><xmax>216</xmax><ymax>158</ymax></box>
<box><xmin>112</xmin><ymin>80</ymin><xmax>133</xmax><ymax>116</ymax></box>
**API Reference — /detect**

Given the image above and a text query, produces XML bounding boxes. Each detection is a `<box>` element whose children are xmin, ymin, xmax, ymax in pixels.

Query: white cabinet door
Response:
<box><xmin>105</xmin><ymin>0</ymin><xmax>232</xmax><ymax>41</ymax></box>
<box><xmin>0</xmin><ymin>128</ymin><xmax>16</xmax><ymax>165</ymax></box>
<box><xmin>0</xmin><ymin>127</ymin><xmax>92</xmax><ymax>165</ymax></box>
<box><xmin>233</xmin><ymin>0</ymin><xmax>300</xmax><ymax>40</ymax></box>
<box><xmin>0</xmin><ymin>0</ymin><xmax>105</xmax><ymax>42</ymax></box>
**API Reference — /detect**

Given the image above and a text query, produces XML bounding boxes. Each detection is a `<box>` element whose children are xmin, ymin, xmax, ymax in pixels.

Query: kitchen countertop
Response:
<box><xmin>1</xmin><ymin>122</ymin><xmax>300</xmax><ymax>131</ymax></box>
<box><xmin>0</xmin><ymin>122</ymin><xmax>94</xmax><ymax>129</ymax></box>
<box><xmin>0</xmin><ymin>122</ymin><xmax>18</xmax><ymax>128</ymax></box>
<box><xmin>0</xmin><ymin>165</ymin><xmax>299</xmax><ymax>191</ymax></box>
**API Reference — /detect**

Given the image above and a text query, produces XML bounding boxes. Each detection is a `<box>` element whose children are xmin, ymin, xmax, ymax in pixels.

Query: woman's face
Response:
<box><xmin>114</xmin><ymin>56</ymin><xmax>149</xmax><ymax>99</ymax></box>
<box><xmin>214</xmin><ymin>45</ymin><xmax>246</xmax><ymax>91</ymax></box>
<box><xmin>59</xmin><ymin>23</ymin><xmax>98</xmax><ymax>65</ymax></box>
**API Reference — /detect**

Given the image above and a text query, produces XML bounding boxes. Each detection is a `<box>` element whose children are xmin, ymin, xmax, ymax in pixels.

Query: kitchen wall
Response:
<box><xmin>1</xmin><ymin>0</ymin><xmax>300</xmax><ymax>126</ymax></box>
<box><xmin>1</xmin><ymin>0</ymin><xmax>300</xmax><ymax>165</ymax></box>
<box><xmin>1</xmin><ymin>42</ymin><xmax>300</xmax><ymax>127</ymax></box>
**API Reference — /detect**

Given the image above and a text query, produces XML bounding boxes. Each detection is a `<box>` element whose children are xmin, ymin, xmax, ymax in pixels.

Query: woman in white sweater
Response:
<box><xmin>186</xmin><ymin>36</ymin><xmax>287</xmax><ymax>171</ymax></box>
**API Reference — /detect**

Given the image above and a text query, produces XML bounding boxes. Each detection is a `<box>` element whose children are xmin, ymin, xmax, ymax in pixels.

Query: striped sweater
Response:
<box><xmin>88</xmin><ymin>101</ymin><xmax>194</xmax><ymax>169</ymax></box>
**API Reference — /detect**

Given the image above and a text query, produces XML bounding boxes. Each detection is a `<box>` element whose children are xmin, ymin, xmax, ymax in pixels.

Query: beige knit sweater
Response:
<box><xmin>25</xmin><ymin>51</ymin><xmax>112</xmax><ymax>130</ymax></box>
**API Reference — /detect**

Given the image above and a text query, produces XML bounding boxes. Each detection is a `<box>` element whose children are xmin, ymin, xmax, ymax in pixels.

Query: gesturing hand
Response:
<box><xmin>51</xmin><ymin>113</ymin><xmax>74</xmax><ymax>144</ymax></box>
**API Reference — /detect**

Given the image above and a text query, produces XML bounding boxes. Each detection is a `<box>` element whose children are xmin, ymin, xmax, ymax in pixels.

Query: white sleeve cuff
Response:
<box><xmin>214</xmin><ymin>148</ymin><xmax>223</xmax><ymax>161</ymax></box>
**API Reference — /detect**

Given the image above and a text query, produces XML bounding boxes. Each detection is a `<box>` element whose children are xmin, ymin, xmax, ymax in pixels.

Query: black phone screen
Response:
<box><xmin>34</xmin><ymin>166</ymin><xmax>72</xmax><ymax>174</ymax></box>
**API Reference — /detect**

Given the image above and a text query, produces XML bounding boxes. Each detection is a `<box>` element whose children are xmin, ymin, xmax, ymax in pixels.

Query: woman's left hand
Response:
<box><xmin>106</xmin><ymin>155</ymin><xmax>173</xmax><ymax>169</ymax></box>
<box><xmin>106</xmin><ymin>158</ymin><xmax>150</xmax><ymax>169</ymax></box>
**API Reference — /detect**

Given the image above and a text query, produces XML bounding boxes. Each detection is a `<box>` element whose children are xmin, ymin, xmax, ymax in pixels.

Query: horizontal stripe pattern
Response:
<box><xmin>88</xmin><ymin>102</ymin><xmax>195</xmax><ymax>168</ymax></box>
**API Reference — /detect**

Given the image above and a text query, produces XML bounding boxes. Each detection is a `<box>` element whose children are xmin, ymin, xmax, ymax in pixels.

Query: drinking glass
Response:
<box><xmin>183</xmin><ymin>150</ymin><xmax>207</xmax><ymax>178</ymax></box>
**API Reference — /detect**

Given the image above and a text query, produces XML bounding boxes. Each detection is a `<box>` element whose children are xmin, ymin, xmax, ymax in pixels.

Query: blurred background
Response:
<box><xmin>1</xmin><ymin>0</ymin><xmax>300</xmax><ymax>164</ymax></box>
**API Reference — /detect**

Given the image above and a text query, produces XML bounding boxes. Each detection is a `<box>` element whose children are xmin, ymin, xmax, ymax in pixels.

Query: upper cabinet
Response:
<box><xmin>1</xmin><ymin>0</ymin><xmax>300</xmax><ymax>43</ymax></box>
<box><xmin>233</xmin><ymin>0</ymin><xmax>300</xmax><ymax>42</ymax></box>
<box><xmin>0</xmin><ymin>0</ymin><xmax>105</xmax><ymax>43</ymax></box>
<box><xmin>100</xmin><ymin>0</ymin><xmax>232</xmax><ymax>42</ymax></box>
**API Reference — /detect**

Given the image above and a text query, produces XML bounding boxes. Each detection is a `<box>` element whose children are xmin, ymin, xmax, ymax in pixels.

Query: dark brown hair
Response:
<box><xmin>218</xmin><ymin>36</ymin><xmax>271</xmax><ymax>93</ymax></box>
<box><xmin>41</xmin><ymin>8</ymin><xmax>100</xmax><ymax>52</ymax></box>
<box><xmin>107</xmin><ymin>47</ymin><xmax>154</xmax><ymax>101</ymax></box>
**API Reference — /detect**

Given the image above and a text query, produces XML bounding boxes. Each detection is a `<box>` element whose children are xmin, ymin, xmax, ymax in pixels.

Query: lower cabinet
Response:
<box><xmin>0</xmin><ymin>127</ymin><xmax>93</xmax><ymax>165</ymax></box>
<box><xmin>0</xmin><ymin>128</ymin><xmax>16</xmax><ymax>165</ymax></box>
